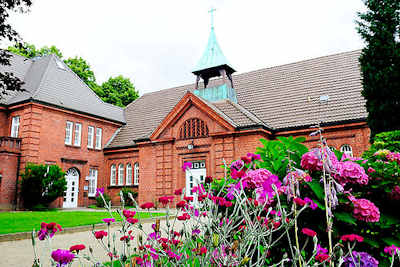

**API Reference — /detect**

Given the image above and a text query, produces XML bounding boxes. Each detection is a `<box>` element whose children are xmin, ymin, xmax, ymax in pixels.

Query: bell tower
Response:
<box><xmin>192</xmin><ymin>8</ymin><xmax>237</xmax><ymax>103</ymax></box>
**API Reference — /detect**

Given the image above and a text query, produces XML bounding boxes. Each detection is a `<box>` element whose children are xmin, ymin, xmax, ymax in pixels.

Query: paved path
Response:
<box><xmin>0</xmin><ymin>219</ymin><xmax>184</xmax><ymax>267</ymax></box>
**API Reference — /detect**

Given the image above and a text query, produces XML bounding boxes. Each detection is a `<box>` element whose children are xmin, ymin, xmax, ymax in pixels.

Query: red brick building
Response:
<box><xmin>0</xmin><ymin>27</ymin><xmax>369</xmax><ymax>209</ymax></box>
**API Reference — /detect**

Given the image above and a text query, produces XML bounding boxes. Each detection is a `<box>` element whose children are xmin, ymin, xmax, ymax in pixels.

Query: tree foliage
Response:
<box><xmin>98</xmin><ymin>75</ymin><xmax>139</xmax><ymax>107</ymax></box>
<box><xmin>357</xmin><ymin>0</ymin><xmax>400</xmax><ymax>138</ymax></box>
<box><xmin>20</xmin><ymin>163</ymin><xmax>66</xmax><ymax>210</ymax></box>
<box><xmin>7</xmin><ymin>43</ymin><xmax>139</xmax><ymax>106</ymax></box>
<box><xmin>0</xmin><ymin>0</ymin><xmax>33</xmax><ymax>100</ymax></box>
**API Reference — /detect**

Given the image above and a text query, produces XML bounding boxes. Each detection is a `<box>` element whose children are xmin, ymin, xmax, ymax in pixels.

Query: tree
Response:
<box><xmin>0</xmin><ymin>0</ymin><xmax>33</xmax><ymax>100</ymax></box>
<box><xmin>19</xmin><ymin>163</ymin><xmax>66</xmax><ymax>210</ymax></box>
<box><xmin>99</xmin><ymin>75</ymin><xmax>139</xmax><ymax>107</ymax></box>
<box><xmin>8</xmin><ymin>42</ymin><xmax>63</xmax><ymax>58</ymax></box>
<box><xmin>357</xmin><ymin>0</ymin><xmax>400</xmax><ymax>139</ymax></box>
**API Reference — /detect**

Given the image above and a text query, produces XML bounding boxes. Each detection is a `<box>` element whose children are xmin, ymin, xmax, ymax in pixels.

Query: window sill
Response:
<box><xmin>65</xmin><ymin>144</ymin><xmax>81</xmax><ymax>149</ymax></box>
<box><xmin>87</xmin><ymin>147</ymin><xmax>102</xmax><ymax>151</ymax></box>
<box><xmin>108</xmin><ymin>185</ymin><xmax>138</xmax><ymax>189</ymax></box>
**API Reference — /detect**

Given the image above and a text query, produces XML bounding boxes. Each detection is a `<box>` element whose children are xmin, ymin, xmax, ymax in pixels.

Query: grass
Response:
<box><xmin>0</xmin><ymin>210</ymin><xmax>165</xmax><ymax>235</ymax></box>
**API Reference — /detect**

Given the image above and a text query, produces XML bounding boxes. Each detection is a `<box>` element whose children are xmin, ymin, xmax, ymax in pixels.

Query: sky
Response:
<box><xmin>7</xmin><ymin>0</ymin><xmax>366</xmax><ymax>95</ymax></box>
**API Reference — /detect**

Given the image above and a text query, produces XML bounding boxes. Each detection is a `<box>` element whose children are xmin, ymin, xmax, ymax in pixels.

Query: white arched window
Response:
<box><xmin>341</xmin><ymin>144</ymin><xmax>353</xmax><ymax>157</ymax></box>
<box><xmin>134</xmin><ymin>162</ymin><xmax>139</xmax><ymax>185</ymax></box>
<box><xmin>126</xmin><ymin>163</ymin><xmax>132</xmax><ymax>185</ymax></box>
<box><xmin>118</xmin><ymin>164</ymin><xmax>124</xmax><ymax>185</ymax></box>
<box><xmin>110</xmin><ymin>164</ymin><xmax>116</xmax><ymax>186</ymax></box>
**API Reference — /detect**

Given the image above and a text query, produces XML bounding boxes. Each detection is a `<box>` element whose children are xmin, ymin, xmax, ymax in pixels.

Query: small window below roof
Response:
<box><xmin>55</xmin><ymin>58</ymin><xmax>66</xmax><ymax>70</ymax></box>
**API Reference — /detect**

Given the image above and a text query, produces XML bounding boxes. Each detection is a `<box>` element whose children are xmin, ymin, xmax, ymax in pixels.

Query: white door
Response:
<box><xmin>63</xmin><ymin>168</ymin><xmax>79</xmax><ymax>208</ymax></box>
<box><xmin>186</xmin><ymin>168</ymin><xmax>206</xmax><ymax>204</ymax></box>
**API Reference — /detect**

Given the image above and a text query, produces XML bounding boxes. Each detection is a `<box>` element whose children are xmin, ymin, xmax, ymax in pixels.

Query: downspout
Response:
<box><xmin>13</xmin><ymin>154</ymin><xmax>21</xmax><ymax>210</ymax></box>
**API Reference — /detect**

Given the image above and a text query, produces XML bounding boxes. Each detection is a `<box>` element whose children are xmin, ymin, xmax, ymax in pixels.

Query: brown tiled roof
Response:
<box><xmin>108</xmin><ymin>50</ymin><xmax>366</xmax><ymax>148</ymax></box>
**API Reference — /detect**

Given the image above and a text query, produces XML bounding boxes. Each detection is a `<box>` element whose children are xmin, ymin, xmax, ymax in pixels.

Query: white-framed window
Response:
<box><xmin>126</xmin><ymin>163</ymin><xmax>132</xmax><ymax>185</ymax></box>
<box><xmin>134</xmin><ymin>162</ymin><xmax>139</xmax><ymax>185</ymax></box>
<box><xmin>110</xmin><ymin>164</ymin><xmax>117</xmax><ymax>186</ymax></box>
<box><xmin>340</xmin><ymin>144</ymin><xmax>353</xmax><ymax>157</ymax></box>
<box><xmin>87</xmin><ymin>126</ymin><xmax>94</xmax><ymax>148</ymax></box>
<box><xmin>74</xmin><ymin>123</ymin><xmax>82</xmax><ymax>146</ymax></box>
<box><xmin>65</xmin><ymin>121</ymin><xmax>73</xmax><ymax>145</ymax></box>
<box><xmin>118</xmin><ymin>164</ymin><xmax>124</xmax><ymax>185</ymax></box>
<box><xmin>87</xmin><ymin>168</ymin><xmax>98</xmax><ymax>197</ymax></box>
<box><xmin>95</xmin><ymin>128</ymin><xmax>102</xmax><ymax>150</ymax></box>
<box><xmin>10</xmin><ymin>116</ymin><xmax>20</xmax><ymax>138</ymax></box>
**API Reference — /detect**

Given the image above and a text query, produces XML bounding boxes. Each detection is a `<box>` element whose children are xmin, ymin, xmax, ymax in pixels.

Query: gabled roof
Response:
<box><xmin>107</xmin><ymin>50</ymin><xmax>367</xmax><ymax>148</ymax></box>
<box><xmin>0</xmin><ymin>53</ymin><xmax>125</xmax><ymax>124</ymax></box>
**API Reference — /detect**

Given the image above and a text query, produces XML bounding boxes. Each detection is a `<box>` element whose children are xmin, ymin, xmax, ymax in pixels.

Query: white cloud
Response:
<box><xmin>7</xmin><ymin>0</ymin><xmax>365</xmax><ymax>95</ymax></box>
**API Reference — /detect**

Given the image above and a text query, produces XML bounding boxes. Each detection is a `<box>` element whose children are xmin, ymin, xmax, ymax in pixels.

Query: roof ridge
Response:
<box><xmin>31</xmin><ymin>55</ymin><xmax>54</xmax><ymax>99</ymax></box>
<box><xmin>227</xmin><ymin>100</ymin><xmax>268</xmax><ymax>127</ymax></box>
<box><xmin>2</xmin><ymin>50</ymin><xmax>34</xmax><ymax>62</ymax></box>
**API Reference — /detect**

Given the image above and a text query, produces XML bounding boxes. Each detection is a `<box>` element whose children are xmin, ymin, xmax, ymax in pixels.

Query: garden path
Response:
<box><xmin>0</xmin><ymin>218</ymin><xmax>185</xmax><ymax>267</ymax></box>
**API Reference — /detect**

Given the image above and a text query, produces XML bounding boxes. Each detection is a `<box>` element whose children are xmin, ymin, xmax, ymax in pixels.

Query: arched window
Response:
<box><xmin>126</xmin><ymin>163</ymin><xmax>132</xmax><ymax>185</ymax></box>
<box><xmin>340</xmin><ymin>144</ymin><xmax>353</xmax><ymax>157</ymax></box>
<box><xmin>134</xmin><ymin>162</ymin><xmax>139</xmax><ymax>185</ymax></box>
<box><xmin>110</xmin><ymin>164</ymin><xmax>116</xmax><ymax>186</ymax></box>
<box><xmin>179</xmin><ymin>118</ymin><xmax>209</xmax><ymax>139</ymax></box>
<box><xmin>118</xmin><ymin>164</ymin><xmax>124</xmax><ymax>185</ymax></box>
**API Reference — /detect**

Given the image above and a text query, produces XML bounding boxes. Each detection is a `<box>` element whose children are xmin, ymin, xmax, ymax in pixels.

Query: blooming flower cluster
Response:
<box><xmin>342</xmin><ymin>251</ymin><xmax>379</xmax><ymax>267</ymax></box>
<box><xmin>349</xmin><ymin>196</ymin><xmax>380</xmax><ymax>222</ymax></box>
<box><xmin>51</xmin><ymin>249</ymin><xmax>75</xmax><ymax>266</ymax></box>
<box><xmin>38</xmin><ymin>222</ymin><xmax>62</xmax><ymax>240</ymax></box>
<box><xmin>334</xmin><ymin>160</ymin><xmax>369</xmax><ymax>185</ymax></box>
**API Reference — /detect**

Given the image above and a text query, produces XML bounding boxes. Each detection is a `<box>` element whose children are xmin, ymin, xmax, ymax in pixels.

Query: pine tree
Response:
<box><xmin>357</xmin><ymin>0</ymin><xmax>400</xmax><ymax>138</ymax></box>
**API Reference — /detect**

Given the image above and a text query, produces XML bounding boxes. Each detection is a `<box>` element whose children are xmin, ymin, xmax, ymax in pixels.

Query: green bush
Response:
<box><xmin>95</xmin><ymin>193</ymin><xmax>111</xmax><ymax>208</ymax></box>
<box><xmin>20</xmin><ymin>163</ymin><xmax>66</xmax><ymax>210</ymax></box>
<box><xmin>119</xmin><ymin>187</ymin><xmax>138</xmax><ymax>206</ymax></box>
<box><xmin>363</xmin><ymin>130</ymin><xmax>400</xmax><ymax>158</ymax></box>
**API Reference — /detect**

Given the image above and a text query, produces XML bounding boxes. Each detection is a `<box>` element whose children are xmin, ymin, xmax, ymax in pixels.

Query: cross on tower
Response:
<box><xmin>208</xmin><ymin>7</ymin><xmax>216</xmax><ymax>29</ymax></box>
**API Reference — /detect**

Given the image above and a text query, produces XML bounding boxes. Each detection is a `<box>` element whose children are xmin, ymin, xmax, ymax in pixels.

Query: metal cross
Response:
<box><xmin>208</xmin><ymin>7</ymin><xmax>216</xmax><ymax>29</ymax></box>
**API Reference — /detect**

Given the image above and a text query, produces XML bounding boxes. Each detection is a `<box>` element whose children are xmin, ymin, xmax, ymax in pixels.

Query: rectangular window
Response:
<box><xmin>74</xmin><ymin>123</ymin><xmax>82</xmax><ymax>146</ymax></box>
<box><xmin>87</xmin><ymin>168</ymin><xmax>98</xmax><ymax>197</ymax></box>
<box><xmin>65</xmin><ymin>121</ymin><xmax>73</xmax><ymax>145</ymax></box>
<box><xmin>10</xmin><ymin>116</ymin><xmax>20</xmax><ymax>138</ymax></box>
<box><xmin>95</xmin><ymin>128</ymin><xmax>102</xmax><ymax>149</ymax></box>
<box><xmin>87</xmin><ymin>126</ymin><xmax>94</xmax><ymax>148</ymax></box>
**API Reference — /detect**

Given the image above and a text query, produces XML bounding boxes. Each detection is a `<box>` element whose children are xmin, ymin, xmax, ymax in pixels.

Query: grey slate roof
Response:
<box><xmin>108</xmin><ymin>50</ymin><xmax>366</xmax><ymax>148</ymax></box>
<box><xmin>0</xmin><ymin>53</ymin><xmax>125</xmax><ymax>124</ymax></box>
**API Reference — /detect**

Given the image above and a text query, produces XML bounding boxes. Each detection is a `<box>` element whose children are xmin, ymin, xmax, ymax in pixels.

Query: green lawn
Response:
<box><xmin>0</xmin><ymin>211</ymin><xmax>165</xmax><ymax>234</ymax></box>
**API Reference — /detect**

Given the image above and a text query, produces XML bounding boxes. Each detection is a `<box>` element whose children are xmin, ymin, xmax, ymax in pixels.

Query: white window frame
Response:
<box><xmin>126</xmin><ymin>163</ymin><xmax>132</xmax><ymax>185</ymax></box>
<box><xmin>340</xmin><ymin>144</ymin><xmax>353</xmax><ymax>157</ymax></box>
<box><xmin>110</xmin><ymin>164</ymin><xmax>117</xmax><ymax>186</ymax></box>
<box><xmin>10</xmin><ymin>116</ymin><xmax>20</xmax><ymax>138</ymax></box>
<box><xmin>87</xmin><ymin>168</ymin><xmax>98</xmax><ymax>197</ymax></box>
<box><xmin>134</xmin><ymin>162</ymin><xmax>139</xmax><ymax>185</ymax></box>
<box><xmin>118</xmin><ymin>164</ymin><xmax>124</xmax><ymax>185</ymax></box>
<box><xmin>65</xmin><ymin>121</ymin><xmax>73</xmax><ymax>145</ymax></box>
<box><xmin>74</xmin><ymin>123</ymin><xmax>82</xmax><ymax>146</ymax></box>
<box><xmin>87</xmin><ymin>126</ymin><xmax>94</xmax><ymax>148</ymax></box>
<box><xmin>95</xmin><ymin>128</ymin><xmax>102</xmax><ymax>150</ymax></box>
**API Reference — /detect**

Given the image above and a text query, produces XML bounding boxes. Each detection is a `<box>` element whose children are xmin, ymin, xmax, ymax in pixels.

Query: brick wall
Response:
<box><xmin>0</xmin><ymin>152</ymin><xmax>19</xmax><ymax>210</ymax></box>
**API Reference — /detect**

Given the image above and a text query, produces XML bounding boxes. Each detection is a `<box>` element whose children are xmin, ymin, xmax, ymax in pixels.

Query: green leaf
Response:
<box><xmin>307</xmin><ymin>180</ymin><xmax>324</xmax><ymax>200</ymax></box>
<box><xmin>382</xmin><ymin>237</ymin><xmax>400</xmax><ymax>246</ymax></box>
<box><xmin>335</xmin><ymin>212</ymin><xmax>357</xmax><ymax>225</ymax></box>
<box><xmin>364</xmin><ymin>238</ymin><xmax>380</xmax><ymax>248</ymax></box>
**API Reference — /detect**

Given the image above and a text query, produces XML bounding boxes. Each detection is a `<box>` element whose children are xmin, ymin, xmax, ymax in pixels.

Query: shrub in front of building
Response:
<box><xmin>20</xmin><ymin>163</ymin><xmax>66</xmax><ymax>210</ymax></box>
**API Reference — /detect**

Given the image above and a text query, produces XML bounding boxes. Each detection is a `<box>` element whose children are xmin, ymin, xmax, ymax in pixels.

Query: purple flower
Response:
<box><xmin>230</xmin><ymin>160</ymin><xmax>244</xmax><ymax>171</ymax></box>
<box><xmin>51</xmin><ymin>249</ymin><xmax>75</xmax><ymax>266</ymax></box>
<box><xmin>95</xmin><ymin>187</ymin><xmax>105</xmax><ymax>197</ymax></box>
<box><xmin>304</xmin><ymin>197</ymin><xmax>318</xmax><ymax>210</ymax></box>
<box><xmin>343</xmin><ymin>251</ymin><xmax>378</xmax><ymax>267</ymax></box>
<box><xmin>181</xmin><ymin>162</ymin><xmax>192</xmax><ymax>171</ymax></box>
<box><xmin>102</xmin><ymin>218</ymin><xmax>115</xmax><ymax>224</ymax></box>
<box><xmin>147</xmin><ymin>232</ymin><xmax>161</xmax><ymax>241</ymax></box>
<box><xmin>192</xmin><ymin>229</ymin><xmax>201</xmax><ymax>235</ymax></box>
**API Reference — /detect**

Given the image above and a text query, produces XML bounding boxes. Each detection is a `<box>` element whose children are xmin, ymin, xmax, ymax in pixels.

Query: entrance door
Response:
<box><xmin>63</xmin><ymin>168</ymin><xmax>79</xmax><ymax>208</ymax></box>
<box><xmin>185</xmin><ymin>168</ymin><xmax>206</xmax><ymax>204</ymax></box>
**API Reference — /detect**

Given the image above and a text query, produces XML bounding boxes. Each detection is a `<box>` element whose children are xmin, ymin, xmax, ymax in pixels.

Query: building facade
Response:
<box><xmin>0</xmin><ymin>26</ymin><xmax>370</xmax><ymax>210</ymax></box>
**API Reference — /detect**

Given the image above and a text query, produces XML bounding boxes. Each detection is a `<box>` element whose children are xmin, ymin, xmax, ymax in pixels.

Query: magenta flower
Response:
<box><xmin>384</xmin><ymin>245</ymin><xmax>400</xmax><ymax>256</ymax></box>
<box><xmin>340</xmin><ymin>234</ymin><xmax>364</xmax><ymax>242</ymax></box>
<box><xmin>102</xmin><ymin>218</ymin><xmax>115</xmax><ymax>224</ymax></box>
<box><xmin>334</xmin><ymin>161</ymin><xmax>368</xmax><ymax>185</ymax></box>
<box><xmin>95</xmin><ymin>187</ymin><xmax>105</xmax><ymax>197</ymax></box>
<box><xmin>51</xmin><ymin>249</ymin><xmax>75</xmax><ymax>266</ymax></box>
<box><xmin>350</xmin><ymin>196</ymin><xmax>380</xmax><ymax>222</ymax></box>
<box><xmin>301</xmin><ymin>228</ymin><xmax>317</xmax><ymax>237</ymax></box>
<box><xmin>304</xmin><ymin>197</ymin><xmax>318</xmax><ymax>210</ymax></box>
<box><xmin>181</xmin><ymin>162</ymin><xmax>192</xmax><ymax>171</ymax></box>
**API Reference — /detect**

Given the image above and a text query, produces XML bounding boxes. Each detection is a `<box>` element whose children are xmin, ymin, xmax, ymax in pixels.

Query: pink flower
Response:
<box><xmin>51</xmin><ymin>249</ymin><xmax>75</xmax><ymax>265</ymax></box>
<box><xmin>301</xmin><ymin>228</ymin><xmax>317</xmax><ymax>237</ymax></box>
<box><xmin>304</xmin><ymin>197</ymin><xmax>318</xmax><ymax>210</ymax></box>
<box><xmin>301</xmin><ymin>148</ymin><xmax>338</xmax><ymax>172</ymax></box>
<box><xmin>69</xmin><ymin>244</ymin><xmax>86</xmax><ymax>253</ymax></box>
<box><xmin>293</xmin><ymin>197</ymin><xmax>306</xmax><ymax>206</ymax></box>
<box><xmin>390</xmin><ymin>186</ymin><xmax>400</xmax><ymax>200</ymax></box>
<box><xmin>384</xmin><ymin>245</ymin><xmax>400</xmax><ymax>256</ymax></box>
<box><xmin>350</xmin><ymin>197</ymin><xmax>380</xmax><ymax>222</ymax></box>
<box><xmin>334</xmin><ymin>161</ymin><xmax>368</xmax><ymax>185</ymax></box>
<box><xmin>102</xmin><ymin>218</ymin><xmax>115</xmax><ymax>224</ymax></box>
<box><xmin>183</xmin><ymin>196</ymin><xmax>193</xmax><ymax>202</ymax></box>
<box><xmin>200</xmin><ymin>246</ymin><xmax>207</xmax><ymax>255</ymax></box>
<box><xmin>140</xmin><ymin>202</ymin><xmax>155</xmax><ymax>209</ymax></box>
<box><xmin>340</xmin><ymin>234</ymin><xmax>364</xmax><ymax>242</ymax></box>
<box><xmin>367</xmin><ymin>167</ymin><xmax>376</xmax><ymax>173</ymax></box>
<box><xmin>158</xmin><ymin>196</ymin><xmax>174</xmax><ymax>206</ymax></box>
<box><xmin>247</xmin><ymin>153</ymin><xmax>261</xmax><ymax>161</ymax></box>
<box><xmin>123</xmin><ymin>210</ymin><xmax>136</xmax><ymax>218</ymax></box>
<box><xmin>174</xmin><ymin>188</ymin><xmax>183</xmax><ymax>195</ymax></box>
<box><xmin>181</xmin><ymin>162</ymin><xmax>192</xmax><ymax>171</ymax></box>
<box><xmin>315</xmin><ymin>253</ymin><xmax>330</xmax><ymax>263</ymax></box>
<box><xmin>94</xmin><ymin>230</ymin><xmax>108</xmax><ymax>239</ymax></box>
<box><xmin>127</xmin><ymin>217</ymin><xmax>139</xmax><ymax>224</ymax></box>
<box><xmin>177</xmin><ymin>213</ymin><xmax>191</xmax><ymax>221</ymax></box>
<box><xmin>176</xmin><ymin>200</ymin><xmax>187</xmax><ymax>209</ymax></box>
